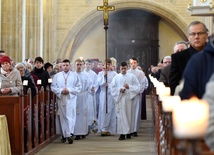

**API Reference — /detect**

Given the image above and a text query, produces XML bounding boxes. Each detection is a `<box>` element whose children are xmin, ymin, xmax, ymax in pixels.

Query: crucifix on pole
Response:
<box><xmin>97</xmin><ymin>0</ymin><xmax>115</xmax><ymax>113</ymax></box>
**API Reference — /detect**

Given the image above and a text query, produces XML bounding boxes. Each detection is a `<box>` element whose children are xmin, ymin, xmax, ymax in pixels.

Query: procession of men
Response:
<box><xmin>51</xmin><ymin>57</ymin><xmax>147</xmax><ymax>144</ymax></box>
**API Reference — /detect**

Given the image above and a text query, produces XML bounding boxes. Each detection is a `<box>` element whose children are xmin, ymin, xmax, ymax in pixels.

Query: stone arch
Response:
<box><xmin>59</xmin><ymin>1</ymin><xmax>188</xmax><ymax>60</ymax></box>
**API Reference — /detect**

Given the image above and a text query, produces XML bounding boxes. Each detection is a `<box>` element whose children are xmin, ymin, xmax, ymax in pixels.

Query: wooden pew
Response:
<box><xmin>24</xmin><ymin>88</ymin><xmax>32</xmax><ymax>152</ymax></box>
<box><xmin>49</xmin><ymin>89</ymin><xmax>56</xmax><ymax>136</ymax></box>
<box><xmin>25</xmin><ymin>87</ymin><xmax>59</xmax><ymax>155</ymax></box>
<box><xmin>0</xmin><ymin>93</ymin><xmax>24</xmax><ymax>155</ymax></box>
<box><xmin>32</xmin><ymin>88</ymin><xmax>39</xmax><ymax>148</ymax></box>
<box><xmin>38</xmin><ymin>86</ymin><xmax>45</xmax><ymax>143</ymax></box>
<box><xmin>44</xmin><ymin>86</ymin><xmax>50</xmax><ymax>140</ymax></box>
<box><xmin>150</xmin><ymin>85</ymin><xmax>214</xmax><ymax>155</ymax></box>
<box><xmin>0</xmin><ymin>86</ymin><xmax>58</xmax><ymax>155</ymax></box>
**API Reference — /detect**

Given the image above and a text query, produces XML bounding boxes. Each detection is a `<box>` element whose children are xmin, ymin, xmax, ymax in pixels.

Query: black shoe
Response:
<box><xmin>106</xmin><ymin>132</ymin><xmax>111</xmax><ymax>136</ymax></box>
<box><xmin>67</xmin><ymin>136</ymin><xmax>73</xmax><ymax>144</ymax></box>
<box><xmin>81</xmin><ymin>135</ymin><xmax>86</xmax><ymax>139</ymax></box>
<box><xmin>75</xmin><ymin>135</ymin><xmax>81</xmax><ymax>140</ymax></box>
<box><xmin>133</xmin><ymin>132</ymin><xmax>138</xmax><ymax>137</ymax></box>
<box><xmin>119</xmin><ymin>134</ymin><xmax>125</xmax><ymax>140</ymax></box>
<box><xmin>126</xmin><ymin>134</ymin><xmax>131</xmax><ymax>139</ymax></box>
<box><xmin>101</xmin><ymin>132</ymin><xmax>107</xmax><ymax>136</ymax></box>
<box><xmin>61</xmin><ymin>137</ymin><xmax>67</xmax><ymax>143</ymax></box>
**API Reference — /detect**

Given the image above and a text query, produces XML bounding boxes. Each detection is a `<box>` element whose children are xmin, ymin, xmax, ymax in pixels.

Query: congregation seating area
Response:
<box><xmin>150</xmin><ymin>85</ymin><xmax>214</xmax><ymax>155</ymax></box>
<box><xmin>0</xmin><ymin>86</ymin><xmax>58</xmax><ymax>155</ymax></box>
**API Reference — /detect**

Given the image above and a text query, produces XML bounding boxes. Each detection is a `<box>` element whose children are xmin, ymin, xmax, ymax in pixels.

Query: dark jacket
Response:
<box><xmin>159</xmin><ymin>65</ymin><xmax>171</xmax><ymax>87</ymax></box>
<box><xmin>169</xmin><ymin>46</ymin><xmax>198</xmax><ymax>95</ymax></box>
<box><xmin>179</xmin><ymin>40</ymin><xmax>214</xmax><ymax>99</ymax></box>
<box><xmin>31</xmin><ymin>67</ymin><xmax>50</xmax><ymax>91</ymax></box>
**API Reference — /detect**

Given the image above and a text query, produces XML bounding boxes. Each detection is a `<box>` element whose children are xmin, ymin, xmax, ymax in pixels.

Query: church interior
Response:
<box><xmin>1</xmin><ymin>0</ymin><xmax>214</xmax><ymax>155</ymax></box>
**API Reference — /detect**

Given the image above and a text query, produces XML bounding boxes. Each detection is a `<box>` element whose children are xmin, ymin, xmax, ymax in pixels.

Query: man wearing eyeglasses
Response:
<box><xmin>169</xmin><ymin>21</ymin><xmax>208</xmax><ymax>95</ymax></box>
<box><xmin>180</xmin><ymin>33</ymin><xmax>214</xmax><ymax>99</ymax></box>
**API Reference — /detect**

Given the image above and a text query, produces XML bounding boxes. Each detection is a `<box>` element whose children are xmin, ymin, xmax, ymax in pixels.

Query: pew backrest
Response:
<box><xmin>0</xmin><ymin>95</ymin><xmax>24</xmax><ymax>155</ymax></box>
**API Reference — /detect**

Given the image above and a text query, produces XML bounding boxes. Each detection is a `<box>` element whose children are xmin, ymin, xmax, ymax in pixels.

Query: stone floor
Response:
<box><xmin>35</xmin><ymin>96</ymin><xmax>156</xmax><ymax>155</ymax></box>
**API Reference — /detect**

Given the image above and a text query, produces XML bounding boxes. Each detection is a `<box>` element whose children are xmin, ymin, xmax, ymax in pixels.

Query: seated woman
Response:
<box><xmin>0</xmin><ymin>56</ymin><xmax>22</xmax><ymax>95</ymax></box>
<box><xmin>15</xmin><ymin>63</ymin><xmax>37</xmax><ymax>98</ymax></box>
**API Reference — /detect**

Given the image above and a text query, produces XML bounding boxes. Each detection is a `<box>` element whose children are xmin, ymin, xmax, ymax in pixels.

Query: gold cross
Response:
<box><xmin>97</xmin><ymin>0</ymin><xmax>115</xmax><ymax>26</ymax></box>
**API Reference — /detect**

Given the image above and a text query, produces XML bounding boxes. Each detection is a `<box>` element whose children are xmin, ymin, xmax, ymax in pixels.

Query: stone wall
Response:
<box><xmin>57</xmin><ymin>0</ymin><xmax>212</xmax><ymax>62</ymax></box>
<box><xmin>0</xmin><ymin>0</ymin><xmax>212</xmax><ymax>63</ymax></box>
<box><xmin>1</xmin><ymin>0</ymin><xmax>56</xmax><ymax>62</ymax></box>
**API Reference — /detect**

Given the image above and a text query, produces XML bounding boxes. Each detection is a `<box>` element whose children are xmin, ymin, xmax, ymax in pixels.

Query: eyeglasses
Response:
<box><xmin>76</xmin><ymin>64</ymin><xmax>82</xmax><ymax>66</ymax></box>
<box><xmin>188</xmin><ymin>32</ymin><xmax>207</xmax><ymax>37</ymax></box>
<box><xmin>163</xmin><ymin>61</ymin><xmax>171</xmax><ymax>64</ymax></box>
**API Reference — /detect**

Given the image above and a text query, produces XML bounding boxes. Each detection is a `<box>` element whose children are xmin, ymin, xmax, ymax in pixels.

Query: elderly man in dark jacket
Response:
<box><xmin>169</xmin><ymin>21</ymin><xmax>208</xmax><ymax>95</ymax></box>
<box><xmin>180</xmin><ymin>37</ymin><xmax>214</xmax><ymax>99</ymax></box>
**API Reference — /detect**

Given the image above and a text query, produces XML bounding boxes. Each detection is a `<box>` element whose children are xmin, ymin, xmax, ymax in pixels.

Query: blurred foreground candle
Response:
<box><xmin>151</xmin><ymin>78</ymin><xmax>159</xmax><ymax>88</ymax></box>
<box><xmin>162</xmin><ymin>95</ymin><xmax>181</xmax><ymax>112</ymax></box>
<box><xmin>173</xmin><ymin>97</ymin><xmax>209</xmax><ymax>139</ymax></box>
<box><xmin>156</xmin><ymin>82</ymin><xmax>165</xmax><ymax>95</ymax></box>
<box><xmin>158</xmin><ymin>87</ymin><xmax>170</xmax><ymax>101</ymax></box>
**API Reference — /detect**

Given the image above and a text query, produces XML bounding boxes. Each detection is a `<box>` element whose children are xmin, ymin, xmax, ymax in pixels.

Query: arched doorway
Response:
<box><xmin>60</xmin><ymin>1</ymin><xmax>188</xmax><ymax>73</ymax></box>
<box><xmin>108</xmin><ymin>9</ymin><xmax>160</xmax><ymax>73</ymax></box>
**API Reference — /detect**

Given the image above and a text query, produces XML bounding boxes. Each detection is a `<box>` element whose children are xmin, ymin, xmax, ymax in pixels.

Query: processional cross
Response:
<box><xmin>97</xmin><ymin>0</ymin><xmax>115</xmax><ymax>28</ymax></box>
<box><xmin>97</xmin><ymin>0</ymin><xmax>115</xmax><ymax>113</ymax></box>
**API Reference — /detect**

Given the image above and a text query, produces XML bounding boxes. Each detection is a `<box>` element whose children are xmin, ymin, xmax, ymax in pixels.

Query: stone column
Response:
<box><xmin>40</xmin><ymin>0</ymin><xmax>43</xmax><ymax>57</ymax></box>
<box><xmin>0</xmin><ymin>0</ymin><xmax>1</xmax><ymax>49</ymax></box>
<box><xmin>22</xmin><ymin>0</ymin><xmax>26</xmax><ymax>61</ymax></box>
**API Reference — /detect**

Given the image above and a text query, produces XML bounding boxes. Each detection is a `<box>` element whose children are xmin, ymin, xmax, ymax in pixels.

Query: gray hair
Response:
<box><xmin>163</xmin><ymin>56</ymin><xmax>171</xmax><ymax>62</ymax></box>
<box><xmin>15</xmin><ymin>62</ymin><xmax>26</xmax><ymax>70</ymax></box>
<box><xmin>187</xmin><ymin>21</ymin><xmax>208</xmax><ymax>34</ymax></box>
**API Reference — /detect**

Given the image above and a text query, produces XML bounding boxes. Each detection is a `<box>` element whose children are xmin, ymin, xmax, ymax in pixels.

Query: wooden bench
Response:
<box><xmin>150</xmin><ymin>85</ymin><xmax>214</xmax><ymax>155</ymax></box>
<box><xmin>25</xmin><ymin>86</ymin><xmax>59</xmax><ymax>155</ymax></box>
<box><xmin>0</xmin><ymin>93</ymin><xmax>24</xmax><ymax>155</ymax></box>
<box><xmin>0</xmin><ymin>86</ymin><xmax>58</xmax><ymax>155</ymax></box>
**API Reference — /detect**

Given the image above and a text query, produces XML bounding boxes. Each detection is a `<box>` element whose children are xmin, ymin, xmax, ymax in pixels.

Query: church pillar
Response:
<box><xmin>0</xmin><ymin>0</ymin><xmax>2</xmax><ymax>49</ymax></box>
<box><xmin>22</xmin><ymin>0</ymin><xmax>26</xmax><ymax>61</ymax></box>
<box><xmin>40</xmin><ymin>0</ymin><xmax>43</xmax><ymax>57</ymax></box>
<box><xmin>1</xmin><ymin>0</ymin><xmax>23</xmax><ymax>61</ymax></box>
<box><xmin>42</xmin><ymin>0</ymin><xmax>56</xmax><ymax>62</ymax></box>
<box><xmin>0</xmin><ymin>0</ymin><xmax>56</xmax><ymax>62</ymax></box>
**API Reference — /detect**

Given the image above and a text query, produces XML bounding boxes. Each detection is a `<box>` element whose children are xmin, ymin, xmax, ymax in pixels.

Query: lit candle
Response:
<box><xmin>172</xmin><ymin>97</ymin><xmax>209</xmax><ymax>139</ymax></box>
<box><xmin>156</xmin><ymin>82</ymin><xmax>165</xmax><ymax>95</ymax></box>
<box><xmin>158</xmin><ymin>87</ymin><xmax>170</xmax><ymax>101</ymax></box>
<box><xmin>48</xmin><ymin>78</ymin><xmax>53</xmax><ymax>83</ymax></box>
<box><xmin>0</xmin><ymin>82</ymin><xmax>1</xmax><ymax>88</ymax></box>
<box><xmin>37</xmin><ymin>79</ymin><xmax>42</xmax><ymax>85</ymax></box>
<box><xmin>151</xmin><ymin>78</ymin><xmax>159</xmax><ymax>88</ymax></box>
<box><xmin>162</xmin><ymin>95</ymin><xmax>181</xmax><ymax>112</ymax></box>
<box><xmin>23</xmin><ymin>80</ymin><xmax>28</xmax><ymax>86</ymax></box>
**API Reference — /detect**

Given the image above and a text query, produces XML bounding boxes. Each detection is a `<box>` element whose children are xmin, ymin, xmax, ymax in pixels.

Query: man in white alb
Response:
<box><xmin>73</xmin><ymin>58</ymin><xmax>92</xmax><ymax>140</ymax></box>
<box><xmin>83</xmin><ymin>59</ymin><xmax>98</xmax><ymax>132</ymax></box>
<box><xmin>111</xmin><ymin>62</ymin><xmax>140</xmax><ymax>140</ymax></box>
<box><xmin>127</xmin><ymin>57</ymin><xmax>146</xmax><ymax>137</ymax></box>
<box><xmin>97</xmin><ymin>58</ymin><xmax>117</xmax><ymax>136</ymax></box>
<box><xmin>51</xmin><ymin>59</ymin><xmax>82</xmax><ymax>144</ymax></box>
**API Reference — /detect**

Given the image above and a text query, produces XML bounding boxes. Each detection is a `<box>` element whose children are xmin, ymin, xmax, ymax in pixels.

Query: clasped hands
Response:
<box><xmin>120</xmin><ymin>84</ymin><xmax>129</xmax><ymax>93</ymax></box>
<box><xmin>61</xmin><ymin>88</ymin><xmax>69</xmax><ymax>95</ymax></box>
<box><xmin>0</xmin><ymin>88</ymin><xmax>12</xmax><ymax>94</ymax></box>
